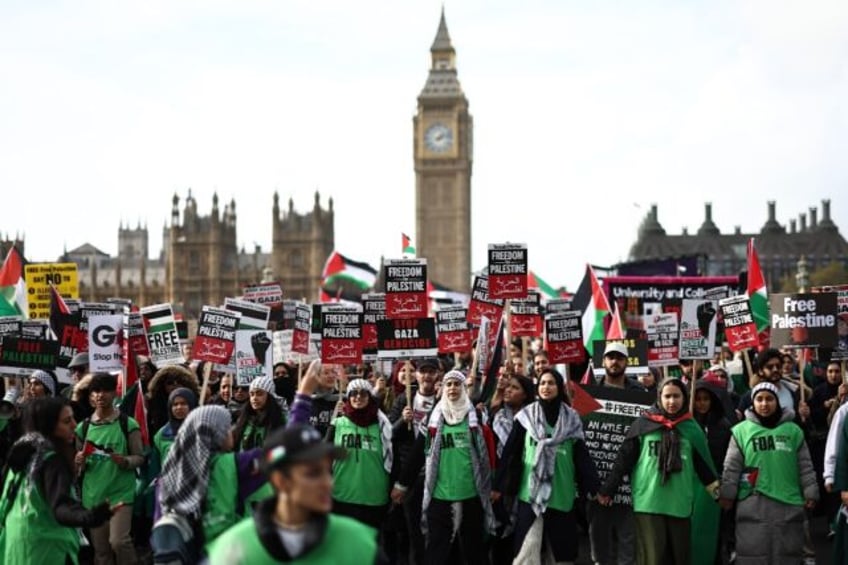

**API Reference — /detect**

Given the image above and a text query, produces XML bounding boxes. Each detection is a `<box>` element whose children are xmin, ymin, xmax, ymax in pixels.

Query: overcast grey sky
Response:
<box><xmin>2</xmin><ymin>0</ymin><xmax>846</xmax><ymax>290</ymax></box>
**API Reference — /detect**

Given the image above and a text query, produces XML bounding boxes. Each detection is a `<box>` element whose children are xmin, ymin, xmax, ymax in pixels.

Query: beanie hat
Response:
<box><xmin>29</xmin><ymin>370</ymin><xmax>56</xmax><ymax>396</ymax></box>
<box><xmin>751</xmin><ymin>381</ymin><xmax>780</xmax><ymax>405</ymax></box>
<box><xmin>249</xmin><ymin>376</ymin><xmax>275</xmax><ymax>395</ymax></box>
<box><xmin>346</xmin><ymin>378</ymin><xmax>375</xmax><ymax>398</ymax></box>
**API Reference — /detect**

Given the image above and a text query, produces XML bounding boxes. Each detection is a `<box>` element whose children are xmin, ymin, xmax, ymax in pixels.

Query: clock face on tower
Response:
<box><xmin>424</xmin><ymin>123</ymin><xmax>454</xmax><ymax>153</ymax></box>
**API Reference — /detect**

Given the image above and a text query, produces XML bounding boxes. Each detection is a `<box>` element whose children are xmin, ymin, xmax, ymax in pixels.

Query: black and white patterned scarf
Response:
<box><xmin>514</xmin><ymin>401</ymin><xmax>584</xmax><ymax>516</ymax></box>
<box><xmin>159</xmin><ymin>405</ymin><xmax>232</xmax><ymax>519</ymax></box>
<box><xmin>492</xmin><ymin>406</ymin><xmax>515</xmax><ymax>459</ymax></box>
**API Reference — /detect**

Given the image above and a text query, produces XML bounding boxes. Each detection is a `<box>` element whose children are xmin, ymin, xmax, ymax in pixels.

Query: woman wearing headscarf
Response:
<box><xmin>150</xmin><ymin>388</ymin><xmax>198</xmax><ymax>477</ymax></box>
<box><xmin>0</xmin><ymin>397</ymin><xmax>116</xmax><ymax>564</ymax></box>
<box><xmin>325</xmin><ymin>378</ymin><xmax>393</xmax><ymax>530</ymax></box>
<box><xmin>719</xmin><ymin>382</ymin><xmax>818</xmax><ymax>564</ymax></box>
<box><xmin>392</xmin><ymin>370</ymin><xmax>495</xmax><ymax>565</ymax></box>
<box><xmin>146</xmin><ymin>365</ymin><xmax>200</xmax><ymax>438</ymax></box>
<box><xmin>493</xmin><ymin>368</ymin><xmax>599</xmax><ymax>564</ymax></box>
<box><xmin>156</xmin><ymin>405</ymin><xmax>267</xmax><ymax>553</ymax></box>
<box><xmin>598</xmin><ymin>377</ymin><xmax>719</xmax><ymax>565</ymax></box>
<box><xmin>232</xmin><ymin>376</ymin><xmax>286</xmax><ymax>452</ymax></box>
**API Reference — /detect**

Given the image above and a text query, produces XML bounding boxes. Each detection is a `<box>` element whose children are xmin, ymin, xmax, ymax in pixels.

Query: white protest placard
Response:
<box><xmin>225</xmin><ymin>297</ymin><xmax>270</xmax><ymax>330</ymax></box>
<box><xmin>644</xmin><ymin>312</ymin><xmax>679</xmax><ymax>367</ymax></box>
<box><xmin>678</xmin><ymin>299</ymin><xmax>717</xmax><ymax>360</ymax></box>
<box><xmin>235</xmin><ymin>329</ymin><xmax>273</xmax><ymax>386</ymax></box>
<box><xmin>88</xmin><ymin>314</ymin><xmax>124</xmax><ymax>372</ymax></box>
<box><xmin>140</xmin><ymin>303</ymin><xmax>185</xmax><ymax>366</ymax></box>
<box><xmin>272</xmin><ymin>330</ymin><xmax>320</xmax><ymax>365</ymax></box>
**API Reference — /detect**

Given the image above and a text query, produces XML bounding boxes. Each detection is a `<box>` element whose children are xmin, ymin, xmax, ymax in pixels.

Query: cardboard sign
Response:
<box><xmin>436</xmin><ymin>305</ymin><xmax>472</xmax><ymax>353</ymax></box>
<box><xmin>320</xmin><ymin>304</ymin><xmax>363</xmax><ymax>364</ymax></box>
<box><xmin>511</xmin><ymin>291</ymin><xmax>542</xmax><ymax>337</ymax></box>
<box><xmin>812</xmin><ymin>285</ymin><xmax>848</xmax><ymax>359</ymax></box>
<box><xmin>362</xmin><ymin>293</ymin><xmax>387</xmax><ymax>350</ymax></box>
<box><xmin>545</xmin><ymin>311</ymin><xmax>584</xmax><ymax>364</ymax></box>
<box><xmin>24</xmin><ymin>263</ymin><xmax>80</xmax><ymax>320</ymax></box>
<box><xmin>377</xmin><ymin>317</ymin><xmax>438</xmax><ymax>359</ymax></box>
<box><xmin>487</xmin><ymin>244</ymin><xmax>528</xmax><ymax>299</ymax></box>
<box><xmin>770</xmin><ymin>293</ymin><xmax>839</xmax><ymax>349</ymax></box>
<box><xmin>678</xmin><ymin>299</ymin><xmax>717</xmax><ymax>360</ymax></box>
<box><xmin>194</xmin><ymin>306</ymin><xmax>240</xmax><ymax>364</ymax></box>
<box><xmin>292</xmin><ymin>303</ymin><xmax>311</xmax><ymax>355</ymax></box>
<box><xmin>718</xmin><ymin>295</ymin><xmax>759</xmax><ymax>352</ymax></box>
<box><xmin>644</xmin><ymin>313</ymin><xmax>679</xmax><ymax>367</ymax></box>
<box><xmin>141</xmin><ymin>304</ymin><xmax>185</xmax><ymax>366</ymax></box>
<box><xmin>88</xmin><ymin>314</ymin><xmax>124</xmax><ymax>372</ymax></box>
<box><xmin>272</xmin><ymin>330</ymin><xmax>320</xmax><ymax>365</ymax></box>
<box><xmin>243</xmin><ymin>282</ymin><xmax>284</xmax><ymax>307</ymax></box>
<box><xmin>0</xmin><ymin>336</ymin><xmax>59</xmax><ymax>371</ymax></box>
<box><xmin>545</xmin><ymin>298</ymin><xmax>573</xmax><ymax>315</ymax></box>
<box><xmin>234</xmin><ymin>330</ymin><xmax>273</xmax><ymax>387</ymax></box>
<box><xmin>591</xmin><ymin>338</ymin><xmax>649</xmax><ymax>377</ymax></box>
<box><xmin>384</xmin><ymin>259</ymin><xmax>428</xmax><ymax>319</ymax></box>
<box><xmin>225</xmin><ymin>297</ymin><xmax>270</xmax><ymax>330</ymax></box>
<box><xmin>467</xmin><ymin>275</ymin><xmax>505</xmax><ymax>326</ymax></box>
<box><xmin>580</xmin><ymin>385</ymin><xmax>655</xmax><ymax>505</ymax></box>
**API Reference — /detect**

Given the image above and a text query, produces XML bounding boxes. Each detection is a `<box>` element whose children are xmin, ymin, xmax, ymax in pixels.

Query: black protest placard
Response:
<box><xmin>0</xmin><ymin>336</ymin><xmax>59</xmax><ymax>370</ymax></box>
<box><xmin>545</xmin><ymin>311</ymin><xmax>584</xmax><ymax>364</ymax></box>
<box><xmin>280</xmin><ymin>300</ymin><xmax>299</xmax><ymax>331</ymax></box>
<box><xmin>591</xmin><ymin>338</ymin><xmax>649</xmax><ymax>377</ymax></box>
<box><xmin>320</xmin><ymin>304</ymin><xmax>363</xmax><ymax>364</ymax></box>
<box><xmin>812</xmin><ymin>285</ymin><xmax>848</xmax><ymax>359</ymax></box>
<box><xmin>718</xmin><ymin>295</ymin><xmax>759</xmax><ymax>352</ymax></box>
<box><xmin>377</xmin><ymin>317</ymin><xmax>437</xmax><ymax>359</ymax></box>
<box><xmin>511</xmin><ymin>291</ymin><xmax>542</xmax><ymax>337</ymax></box>
<box><xmin>311</xmin><ymin>304</ymin><xmax>323</xmax><ymax>341</ymax></box>
<box><xmin>487</xmin><ymin>244</ymin><xmax>528</xmax><ymax>299</ymax></box>
<box><xmin>292</xmin><ymin>303</ymin><xmax>311</xmax><ymax>355</ymax></box>
<box><xmin>55</xmin><ymin>313</ymin><xmax>85</xmax><ymax>368</ymax></box>
<box><xmin>80</xmin><ymin>303</ymin><xmax>120</xmax><ymax>335</ymax></box>
<box><xmin>362</xmin><ymin>293</ymin><xmax>387</xmax><ymax>351</ymax></box>
<box><xmin>580</xmin><ymin>385</ymin><xmax>655</xmax><ymax>505</ymax></box>
<box><xmin>545</xmin><ymin>298</ymin><xmax>572</xmax><ymax>316</ymax></box>
<box><xmin>384</xmin><ymin>259</ymin><xmax>428</xmax><ymax>319</ymax></box>
<box><xmin>467</xmin><ymin>275</ymin><xmax>505</xmax><ymax>326</ymax></box>
<box><xmin>770</xmin><ymin>293</ymin><xmax>839</xmax><ymax>349</ymax></box>
<box><xmin>0</xmin><ymin>317</ymin><xmax>22</xmax><ymax>337</ymax></box>
<box><xmin>436</xmin><ymin>305</ymin><xmax>472</xmax><ymax>353</ymax></box>
<box><xmin>194</xmin><ymin>307</ymin><xmax>240</xmax><ymax>364</ymax></box>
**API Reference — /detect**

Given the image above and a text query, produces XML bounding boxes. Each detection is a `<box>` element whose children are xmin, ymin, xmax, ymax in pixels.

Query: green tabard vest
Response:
<box><xmin>76</xmin><ymin>416</ymin><xmax>139</xmax><ymax>508</ymax></box>
<box><xmin>518</xmin><ymin>428</ymin><xmax>577</xmax><ymax>512</ymax></box>
<box><xmin>204</xmin><ymin>453</ymin><xmax>239</xmax><ymax>545</ymax></box>
<box><xmin>731</xmin><ymin>419</ymin><xmax>805</xmax><ymax>505</ymax></box>
<box><xmin>207</xmin><ymin>513</ymin><xmax>378</xmax><ymax>565</ymax></box>
<box><xmin>0</xmin><ymin>452</ymin><xmax>81</xmax><ymax>565</ymax></box>
<box><xmin>153</xmin><ymin>427</ymin><xmax>175</xmax><ymax>466</ymax></box>
<box><xmin>632</xmin><ymin>429</ymin><xmax>696</xmax><ymax>518</ymax></box>
<box><xmin>332</xmin><ymin>416</ymin><xmax>389</xmax><ymax>506</ymax></box>
<box><xmin>429</xmin><ymin>420</ymin><xmax>477</xmax><ymax>501</ymax></box>
<box><xmin>238</xmin><ymin>421</ymin><xmax>268</xmax><ymax>452</ymax></box>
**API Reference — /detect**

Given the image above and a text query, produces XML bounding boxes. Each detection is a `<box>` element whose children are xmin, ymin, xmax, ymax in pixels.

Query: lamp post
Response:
<box><xmin>795</xmin><ymin>255</ymin><xmax>809</xmax><ymax>293</ymax></box>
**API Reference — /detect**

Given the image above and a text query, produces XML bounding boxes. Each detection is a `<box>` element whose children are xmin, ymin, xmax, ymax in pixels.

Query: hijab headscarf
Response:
<box><xmin>537</xmin><ymin>369</ymin><xmax>568</xmax><ymax>426</ymax></box>
<box><xmin>159</xmin><ymin>406</ymin><xmax>232</xmax><ymax>518</ymax></box>
<box><xmin>167</xmin><ymin>387</ymin><xmax>198</xmax><ymax>435</ymax></box>
<box><xmin>342</xmin><ymin>378</ymin><xmax>379</xmax><ymax>427</ymax></box>
<box><xmin>439</xmin><ymin>370</ymin><xmax>472</xmax><ymax>425</ymax></box>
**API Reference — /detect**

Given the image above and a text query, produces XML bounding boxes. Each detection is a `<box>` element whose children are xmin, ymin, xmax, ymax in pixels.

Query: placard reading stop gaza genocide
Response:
<box><xmin>376</xmin><ymin>317</ymin><xmax>437</xmax><ymax>359</ymax></box>
<box><xmin>384</xmin><ymin>259</ymin><xmax>428</xmax><ymax>319</ymax></box>
<box><xmin>769</xmin><ymin>293</ymin><xmax>838</xmax><ymax>349</ymax></box>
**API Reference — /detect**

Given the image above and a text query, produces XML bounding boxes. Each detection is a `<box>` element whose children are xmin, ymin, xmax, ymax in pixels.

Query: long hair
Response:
<box><xmin>21</xmin><ymin>397</ymin><xmax>76</xmax><ymax>468</ymax></box>
<box><xmin>232</xmin><ymin>392</ymin><xmax>284</xmax><ymax>450</ymax></box>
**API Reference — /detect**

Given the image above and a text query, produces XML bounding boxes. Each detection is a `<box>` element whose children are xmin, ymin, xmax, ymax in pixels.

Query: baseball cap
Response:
<box><xmin>416</xmin><ymin>358</ymin><xmax>440</xmax><ymax>371</ymax></box>
<box><xmin>263</xmin><ymin>424</ymin><xmax>346</xmax><ymax>472</ymax></box>
<box><xmin>603</xmin><ymin>342</ymin><xmax>628</xmax><ymax>358</ymax></box>
<box><xmin>68</xmin><ymin>352</ymin><xmax>89</xmax><ymax>369</ymax></box>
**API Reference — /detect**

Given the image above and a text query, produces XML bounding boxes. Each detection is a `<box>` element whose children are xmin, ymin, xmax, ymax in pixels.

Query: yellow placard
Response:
<box><xmin>24</xmin><ymin>263</ymin><xmax>80</xmax><ymax>320</ymax></box>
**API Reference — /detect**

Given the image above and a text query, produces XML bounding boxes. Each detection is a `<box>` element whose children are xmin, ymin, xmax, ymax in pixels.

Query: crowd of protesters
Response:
<box><xmin>1</xmin><ymin>337</ymin><xmax>847</xmax><ymax>565</ymax></box>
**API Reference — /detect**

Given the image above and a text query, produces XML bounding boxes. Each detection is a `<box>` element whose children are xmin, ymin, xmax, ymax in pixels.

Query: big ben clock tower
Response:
<box><xmin>414</xmin><ymin>9</ymin><xmax>472</xmax><ymax>293</ymax></box>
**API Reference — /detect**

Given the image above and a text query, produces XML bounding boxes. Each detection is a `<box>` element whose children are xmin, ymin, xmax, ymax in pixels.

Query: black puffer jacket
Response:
<box><xmin>145</xmin><ymin>365</ymin><xmax>200</xmax><ymax>436</ymax></box>
<box><xmin>694</xmin><ymin>381</ymin><xmax>732</xmax><ymax>474</ymax></box>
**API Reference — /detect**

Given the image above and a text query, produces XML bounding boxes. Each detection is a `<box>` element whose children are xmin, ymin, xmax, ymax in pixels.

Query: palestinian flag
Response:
<box><xmin>606</xmin><ymin>301</ymin><xmax>624</xmax><ymax>340</ymax></box>
<box><xmin>322</xmin><ymin>251</ymin><xmax>377</xmax><ymax>291</ymax></box>
<box><xmin>571</xmin><ymin>264</ymin><xmax>611</xmax><ymax>357</ymax></box>
<box><xmin>746</xmin><ymin>238</ymin><xmax>769</xmax><ymax>332</ymax></box>
<box><xmin>527</xmin><ymin>270</ymin><xmax>561</xmax><ymax>302</ymax></box>
<box><xmin>0</xmin><ymin>246</ymin><xmax>27</xmax><ymax>318</ymax></box>
<box><xmin>134</xmin><ymin>381</ymin><xmax>149</xmax><ymax>446</ymax></box>
<box><xmin>81</xmin><ymin>440</ymin><xmax>112</xmax><ymax>457</ymax></box>
<box><xmin>141</xmin><ymin>304</ymin><xmax>177</xmax><ymax>334</ymax></box>
<box><xmin>402</xmin><ymin>233</ymin><xmax>416</xmax><ymax>257</ymax></box>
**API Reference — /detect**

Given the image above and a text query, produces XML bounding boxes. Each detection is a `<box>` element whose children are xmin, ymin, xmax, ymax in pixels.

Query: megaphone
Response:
<box><xmin>0</xmin><ymin>387</ymin><xmax>21</xmax><ymax>419</ymax></box>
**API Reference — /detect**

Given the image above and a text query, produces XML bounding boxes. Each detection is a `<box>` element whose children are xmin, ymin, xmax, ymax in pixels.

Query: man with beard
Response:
<box><xmin>736</xmin><ymin>348</ymin><xmax>810</xmax><ymax>423</ymax></box>
<box><xmin>588</xmin><ymin>342</ymin><xmax>643</xmax><ymax>565</ymax></box>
